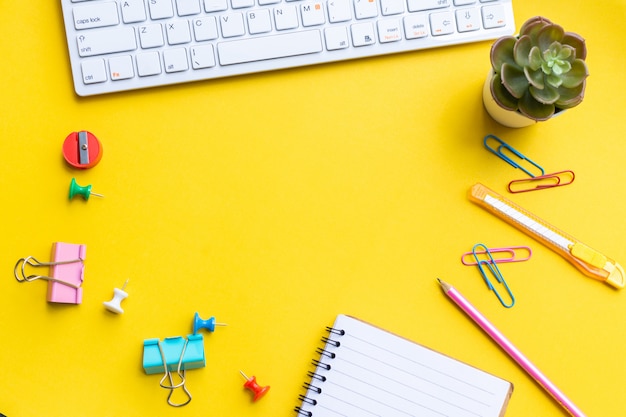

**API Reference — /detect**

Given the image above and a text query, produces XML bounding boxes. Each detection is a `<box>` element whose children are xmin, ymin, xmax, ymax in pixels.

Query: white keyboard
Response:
<box><xmin>60</xmin><ymin>0</ymin><xmax>515</xmax><ymax>96</ymax></box>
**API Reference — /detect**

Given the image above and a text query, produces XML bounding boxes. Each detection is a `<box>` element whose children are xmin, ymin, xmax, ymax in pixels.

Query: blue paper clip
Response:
<box><xmin>472</xmin><ymin>243</ymin><xmax>515</xmax><ymax>308</ymax></box>
<box><xmin>484</xmin><ymin>134</ymin><xmax>545</xmax><ymax>178</ymax></box>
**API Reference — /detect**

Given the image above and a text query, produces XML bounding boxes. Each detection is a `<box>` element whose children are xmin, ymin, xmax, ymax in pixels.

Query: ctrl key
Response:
<box><xmin>81</xmin><ymin>59</ymin><xmax>107</xmax><ymax>84</ymax></box>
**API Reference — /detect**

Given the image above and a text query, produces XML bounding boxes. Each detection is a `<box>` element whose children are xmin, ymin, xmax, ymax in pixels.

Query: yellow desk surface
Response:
<box><xmin>2</xmin><ymin>1</ymin><xmax>625</xmax><ymax>416</ymax></box>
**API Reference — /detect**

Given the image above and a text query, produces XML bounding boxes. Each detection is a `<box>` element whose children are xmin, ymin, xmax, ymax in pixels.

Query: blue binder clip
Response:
<box><xmin>143</xmin><ymin>334</ymin><xmax>205</xmax><ymax>374</ymax></box>
<box><xmin>143</xmin><ymin>334</ymin><xmax>205</xmax><ymax>407</ymax></box>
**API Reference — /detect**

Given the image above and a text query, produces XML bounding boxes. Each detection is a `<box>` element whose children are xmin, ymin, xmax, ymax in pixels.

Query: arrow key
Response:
<box><xmin>456</xmin><ymin>8</ymin><xmax>480</xmax><ymax>32</ymax></box>
<box><xmin>481</xmin><ymin>4</ymin><xmax>506</xmax><ymax>29</ymax></box>
<box><xmin>429</xmin><ymin>11</ymin><xmax>455</xmax><ymax>36</ymax></box>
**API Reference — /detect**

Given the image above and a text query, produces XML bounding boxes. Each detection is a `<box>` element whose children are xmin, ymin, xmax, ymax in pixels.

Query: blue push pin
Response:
<box><xmin>193</xmin><ymin>312</ymin><xmax>227</xmax><ymax>334</ymax></box>
<box><xmin>69</xmin><ymin>178</ymin><xmax>104</xmax><ymax>201</ymax></box>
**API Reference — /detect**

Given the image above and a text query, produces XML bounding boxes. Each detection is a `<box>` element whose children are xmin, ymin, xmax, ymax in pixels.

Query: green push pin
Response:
<box><xmin>69</xmin><ymin>178</ymin><xmax>104</xmax><ymax>201</ymax></box>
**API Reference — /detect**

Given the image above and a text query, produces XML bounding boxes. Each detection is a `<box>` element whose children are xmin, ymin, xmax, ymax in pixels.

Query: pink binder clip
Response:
<box><xmin>48</xmin><ymin>242</ymin><xmax>86</xmax><ymax>304</ymax></box>
<box><xmin>14</xmin><ymin>242</ymin><xmax>86</xmax><ymax>304</ymax></box>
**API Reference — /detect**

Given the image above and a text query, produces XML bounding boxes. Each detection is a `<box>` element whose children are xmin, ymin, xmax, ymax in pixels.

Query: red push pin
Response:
<box><xmin>63</xmin><ymin>131</ymin><xmax>103</xmax><ymax>169</ymax></box>
<box><xmin>240</xmin><ymin>370</ymin><xmax>270</xmax><ymax>402</ymax></box>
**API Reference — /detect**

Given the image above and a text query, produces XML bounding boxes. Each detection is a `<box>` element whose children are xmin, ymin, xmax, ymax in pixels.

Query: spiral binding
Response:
<box><xmin>293</xmin><ymin>325</ymin><xmax>345</xmax><ymax>416</ymax></box>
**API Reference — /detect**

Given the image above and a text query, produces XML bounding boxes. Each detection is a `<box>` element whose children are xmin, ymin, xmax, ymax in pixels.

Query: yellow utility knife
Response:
<box><xmin>469</xmin><ymin>183</ymin><xmax>625</xmax><ymax>289</ymax></box>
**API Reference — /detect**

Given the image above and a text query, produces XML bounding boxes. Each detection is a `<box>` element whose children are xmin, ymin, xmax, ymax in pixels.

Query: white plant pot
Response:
<box><xmin>482</xmin><ymin>71</ymin><xmax>537</xmax><ymax>128</ymax></box>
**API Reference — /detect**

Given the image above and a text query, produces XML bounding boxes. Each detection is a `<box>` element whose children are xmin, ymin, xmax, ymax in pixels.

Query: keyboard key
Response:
<box><xmin>136</xmin><ymin>51</ymin><xmax>163</xmax><ymax>76</ymax></box>
<box><xmin>166</xmin><ymin>20</ymin><xmax>192</xmax><ymax>44</ymax></box>
<box><xmin>327</xmin><ymin>0</ymin><xmax>351</xmax><ymax>23</ymax></box>
<box><xmin>232</xmin><ymin>0</ymin><xmax>255</xmax><ymax>8</ymax></box>
<box><xmin>109</xmin><ymin>55</ymin><xmax>135</xmax><ymax>80</ymax></box>
<box><xmin>81</xmin><ymin>59</ymin><xmax>107</xmax><ymax>84</ymax></box>
<box><xmin>149</xmin><ymin>0</ymin><xmax>175</xmax><ymax>19</ymax></box>
<box><xmin>324</xmin><ymin>26</ymin><xmax>350</xmax><ymax>50</ymax></box>
<box><xmin>163</xmin><ymin>48</ymin><xmax>189</xmax><ymax>72</ymax></box>
<box><xmin>77</xmin><ymin>27</ymin><xmax>137</xmax><ymax>57</ymax></box>
<box><xmin>301</xmin><ymin>2</ymin><xmax>326</xmax><ymax>27</ymax></box>
<box><xmin>219</xmin><ymin>13</ymin><xmax>246</xmax><ymax>37</ymax></box>
<box><xmin>377</xmin><ymin>19</ymin><xmax>402</xmax><ymax>43</ymax></box>
<box><xmin>193</xmin><ymin>17</ymin><xmax>219</xmax><ymax>40</ymax></box>
<box><xmin>456</xmin><ymin>7</ymin><xmax>480</xmax><ymax>32</ymax></box>
<box><xmin>354</xmin><ymin>0</ymin><xmax>378</xmax><ymax>19</ymax></box>
<box><xmin>73</xmin><ymin>2</ymin><xmax>119</xmax><ymax>30</ymax></box>
<box><xmin>176</xmin><ymin>0</ymin><xmax>202</xmax><ymax>15</ymax></box>
<box><xmin>273</xmin><ymin>5</ymin><xmax>299</xmax><ymax>30</ymax></box>
<box><xmin>247</xmin><ymin>9</ymin><xmax>273</xmax><ymax>34</ymax></box>
<box><xmin>380</xmin><ymin>0</ymin><xmax>404</xmax><ymax>16</ymax></box>
<box><xmin>139</xmin><ymin>24</ymin><xmax>165</xmax><ymax>48</ymax></box>
<box><xmin>430</xmin><ymin>11</ymin><xmax>454</xmax><ymax>35</ymax></box>
<box><xmin>217</xmin><ymin>30</ymin><xmax>323</xmax><ymax>65</ymax></box>
<box><xmin>407</xmin><ymin>0</ymin><xmax>450</xmax><ymax>11</ymax></box>
<box><xmin>351</xmin><ymin>22</ymin><xmax>376</xmax><ymax>46</ymax></box>
<box><xmin>403</xmin><ymin>13</ymin><xmax>428</xmax><ymax>39</ymax></box>
<box><xmin>482</xmin><ymin>4</ymin><xmax>506</xmax><ymax>28</ymax></box>
<box><xmin>204</xmin><ymin>0</ymin><xmax>229</xmax><ymax>12</ymax></box>
<box><xmin>121</xmin><ymin>0</ymin><xmax>147</xmax><ymax>23</ymax></box>
<box><xmin>191</xmin><ymin>44</ymin><xmax>217</xmax><ymax>68</ymax></box>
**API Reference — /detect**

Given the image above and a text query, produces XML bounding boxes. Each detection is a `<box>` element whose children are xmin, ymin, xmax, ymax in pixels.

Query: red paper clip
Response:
<box><xmin>508</xmin><ymin>170</ymin><xmax>575</xmax><ymax>193</ymax></box>
<box><xmin>461</xmin><ymin>246</ymin><xmax>532</xmax><ymax>266</ymax></box>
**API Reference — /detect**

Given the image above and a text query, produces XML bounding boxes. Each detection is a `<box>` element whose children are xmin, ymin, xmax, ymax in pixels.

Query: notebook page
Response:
<box><xmin>298</xmin><ymin>314</ymin><xmax>512</xmax><ymax>417</ymax></box>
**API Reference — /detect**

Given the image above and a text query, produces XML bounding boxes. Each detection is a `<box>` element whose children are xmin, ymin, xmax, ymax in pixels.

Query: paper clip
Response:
<box><xmin>461</xmin><ymin>246</ymin><xmax>532</xmax><ymax>266</ymax></box>
<box><xmin>472</xmin><ymin>244</ymin><xmax>515</xmax><ymax>308</ymax></box>
<box><xmin>508</xmin><ymin>170</ymin><xmax>575</xmax><ymax>193</ymax></box>
<box><xmin>484</xmin><ymin>134</ymin><xmax>545</xmax><ymax>178</ymax></box>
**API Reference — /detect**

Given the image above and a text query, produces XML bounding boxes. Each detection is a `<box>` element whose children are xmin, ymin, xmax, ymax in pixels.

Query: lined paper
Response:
<box><xmin>298</xmin><ymin>315</ymin><xmax>512</xmax><ymax>417</ymax></box>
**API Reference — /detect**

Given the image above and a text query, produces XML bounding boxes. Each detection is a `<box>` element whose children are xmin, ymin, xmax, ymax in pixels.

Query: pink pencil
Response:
<box><xmin>437</xmin><ymin>279</ymin><xmax>587</xmax><ymax>417</ymax></box>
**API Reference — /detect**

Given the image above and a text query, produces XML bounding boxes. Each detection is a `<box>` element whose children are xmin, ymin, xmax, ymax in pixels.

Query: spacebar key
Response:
<box><xmin>217</xmin><ymin>30</ymin><xmax>323</xmax><ymax>65</ymax></box>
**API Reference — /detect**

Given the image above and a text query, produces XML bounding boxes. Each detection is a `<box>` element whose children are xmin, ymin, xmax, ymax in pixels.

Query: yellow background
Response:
<box><xmin>1</xmin><ymin>1</ymin><xmax>625</xmax><ymax>416</ymax></box>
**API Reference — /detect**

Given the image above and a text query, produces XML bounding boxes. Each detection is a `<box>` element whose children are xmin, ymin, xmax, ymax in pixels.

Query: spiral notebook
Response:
<box><xmin>295</xmin><ymin>314</ymin><xmax>513</xmax><ymax>417</ymax></box>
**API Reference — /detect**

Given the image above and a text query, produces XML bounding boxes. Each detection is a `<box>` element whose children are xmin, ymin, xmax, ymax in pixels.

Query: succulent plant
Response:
<box><xmin>489</xmin><ymin>16</ymin><xmax>589</xmax><ymax>121</ymax></box>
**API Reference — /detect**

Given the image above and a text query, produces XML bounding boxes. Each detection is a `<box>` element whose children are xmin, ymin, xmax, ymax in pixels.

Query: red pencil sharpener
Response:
<box><xmin>63</xmin><ymin>130</ymin><xmax>103</xmax><ymax>169</ymax></box>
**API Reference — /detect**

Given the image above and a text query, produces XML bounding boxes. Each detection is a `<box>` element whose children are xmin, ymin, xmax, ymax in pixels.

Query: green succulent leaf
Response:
<box><xmin>560</xmin><ymin>59</ymin><xmax>589</xmax><ymax>88</ymax></box>
<box><xmin>557</xmin><ymin>45</ymin><xmax>573</xmax><ymax>61</ymax></box>
<box><xmin>550</xmin><ymin>59</ymin><xmax>571</xmax><ymax>77</ymax></box>
<box><xmin>518</xmin><ymin>90</ymin><xmax>555</xmax><ymax>120</ymax></box>
<box><xmin>528</xmin><ymin>47</ymin><xmax>543</xmax><ymax>71</ymax></box>
<box><xmin>562</xmin><ymin>32</ymin><xmax>587</xmax><ymax>60</ymax></box>
<box><xmin>519</xmin><ymin>16</ymin><xmax>553</xmax><ymax>43</ymax></box>
<box><xmin>491</xmin><ymin>36</ymin><xmax>517</xmax><ymax>72</ymax></box>
<box><xmin>546</xmin><ymin>72</ymin><xmax>563</xmax><ymax>88</ymax></box>
<box><xmin>524</xmin><ymin>67</ymin><xmax>544</xmax><ymax>89</ymax></box>
<box><xmin>513</xmin><ymin>35</ymin><xmax>533</xmax><ymax>67</ymax></box>
<box><xmin>501</xmin><ymin>63</ymin><xmax>529</xmax><ymax>99</ymax></box>
<box><xmin>537</xmin><ymin>24</ymin><xmax>565</xmax><ymax>53</ymax></box>
<box><xmin>530</xmin><ymin>83</ymin><xmax>560</xmax><ymax>104</ymax></box>
<box><xmin>490</xmin><ymin>73</ymin><xmax>519</xmax><ymax>111</ymax></box>
<box><xmin>556</xmin><ymin>81</ymin><xmax>585</xmax><ymax>108</ymax></box>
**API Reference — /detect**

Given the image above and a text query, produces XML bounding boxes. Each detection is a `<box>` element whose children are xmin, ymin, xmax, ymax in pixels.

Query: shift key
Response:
<box><xmin>77</xmin><ymin>27</ymin><xmax>137</xmax><ymax>57</ymax></box>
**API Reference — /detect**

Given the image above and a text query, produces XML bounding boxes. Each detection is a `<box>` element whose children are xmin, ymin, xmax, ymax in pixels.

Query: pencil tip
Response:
<box><xmin>436</xmin><ymin>278</ymin><xmax>451</xmax><ymax>292</ymax></box>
